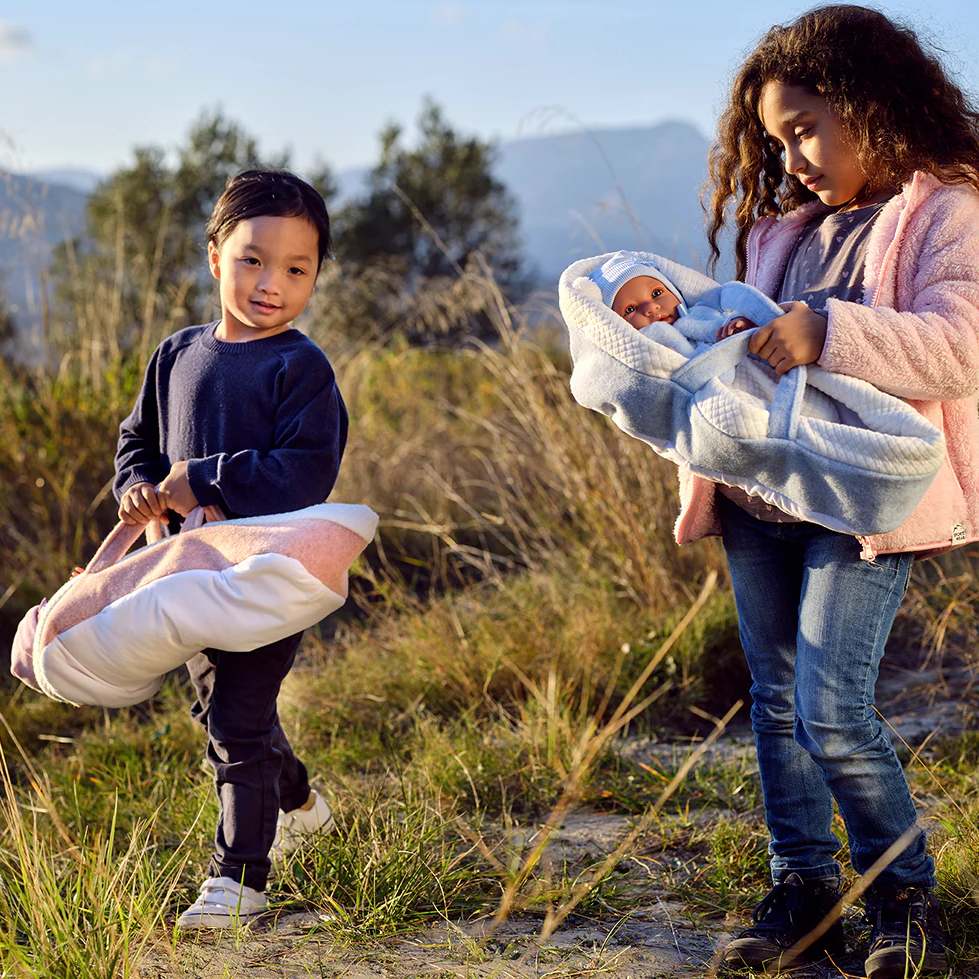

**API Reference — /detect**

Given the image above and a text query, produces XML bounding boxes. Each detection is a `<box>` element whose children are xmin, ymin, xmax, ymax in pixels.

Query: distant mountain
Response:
<box><xmin>1</xmin><ymin>121</ymin><xmax>725</xmax><ymax>353</ymax></box>
<box><xmin>29</xmin><ymin>168</ymin><xmax>103</xmax><ymax>194</ymax></box>
<box><xmin>0</xmin><ymin>172</ymin><xmax>88</xmax><ymax>351</ymax></box>
<box><xmin>337</xmin><ymin>121</ymin><xmax>728</xmax><ymax>285</ymax></box>
<box><xmin>336</xmin><ymin>120</ymin><xmax>722</xmax><ymax>284</ymax></box>
<box><xmin>497</xmin><ymin>120</ymin><xmax>716</xmax><ymax>281</ymax></box>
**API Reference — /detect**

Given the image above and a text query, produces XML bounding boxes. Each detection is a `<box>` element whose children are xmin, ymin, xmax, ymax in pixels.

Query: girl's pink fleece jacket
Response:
<box><xmin>674</xmin><ymin>171</ymin><xmax>979</xmax><ymax>561</ymax></box>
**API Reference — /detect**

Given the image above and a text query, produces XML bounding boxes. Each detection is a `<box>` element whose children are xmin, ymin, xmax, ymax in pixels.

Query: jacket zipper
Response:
<box><xmin>745</xmin><ymin>219</ymin><xmax>765</xmax><ymax>286</ymax></box>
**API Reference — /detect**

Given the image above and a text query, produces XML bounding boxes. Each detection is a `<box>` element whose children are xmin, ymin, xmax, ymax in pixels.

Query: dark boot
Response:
<box><xmin>864</xmin><ymin>886</ymin><xmax>947</xmax><ymax>978</ymax></box>
<box><xmin>722</xmin><ymin>872</ymin><xmax>845</xmax><ymax>972</ymax></box>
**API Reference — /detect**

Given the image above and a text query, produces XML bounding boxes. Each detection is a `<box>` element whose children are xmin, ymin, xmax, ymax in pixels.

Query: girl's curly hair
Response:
<box><xmin>706</xmin><ymin>4</ymin><xmax>979</xmax><ymax>278</ymax></box>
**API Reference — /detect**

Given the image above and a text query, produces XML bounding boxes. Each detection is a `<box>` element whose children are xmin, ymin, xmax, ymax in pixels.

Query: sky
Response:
<box><xmin>2</xmin><ymin>0</ymin><xmax>978</xmax><ymax>179</ymax></box>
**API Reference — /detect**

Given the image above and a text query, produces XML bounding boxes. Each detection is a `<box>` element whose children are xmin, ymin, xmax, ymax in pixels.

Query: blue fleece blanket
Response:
<box><xmin>559</xmin><ymin>251</ymin><xmax>946</xmax><ymax>536</ymax></box>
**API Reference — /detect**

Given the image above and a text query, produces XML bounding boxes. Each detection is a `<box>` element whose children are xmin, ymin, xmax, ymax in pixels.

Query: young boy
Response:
<box><xmin>113</xmin><ymin>169</ymin><xmax>348</xmax><ymax>928</ymax></box>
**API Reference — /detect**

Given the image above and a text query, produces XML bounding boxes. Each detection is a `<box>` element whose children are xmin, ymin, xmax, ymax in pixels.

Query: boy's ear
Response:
<box><xmin>207</xmin><ymin>241</ymin><xmax>221</xmax><ymax>281</ymax></box>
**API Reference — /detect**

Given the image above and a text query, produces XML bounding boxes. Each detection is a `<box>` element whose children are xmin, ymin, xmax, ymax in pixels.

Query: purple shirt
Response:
<box><xmin>718</xmin><ymin>200</ymin><xmax>886</xmax><ymax>522</ymax></box>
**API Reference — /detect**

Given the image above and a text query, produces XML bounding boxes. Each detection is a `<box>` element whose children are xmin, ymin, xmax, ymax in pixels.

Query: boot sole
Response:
<box><xmin>865</xmin><ymin>946</ymin><xmax>948</xmax><ymax>978</ymax></box>
<box><xmin>722</xmin><ymin>938</ymin><xmax>843</xmax><ymax>973</ymax></box>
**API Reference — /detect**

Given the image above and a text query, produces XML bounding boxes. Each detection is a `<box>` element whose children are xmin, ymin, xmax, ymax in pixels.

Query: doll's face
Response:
<box><xmin>612</xmin><ymin>276</ymin><xmax>681</xmax><ymax>329</ymax></box>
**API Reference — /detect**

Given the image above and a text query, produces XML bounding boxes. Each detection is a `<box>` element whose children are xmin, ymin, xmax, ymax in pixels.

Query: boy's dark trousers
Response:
<box><xmin>187</xmin><ymin>630</ymin><xmax>312</xmax><ymax>892</ymax></box>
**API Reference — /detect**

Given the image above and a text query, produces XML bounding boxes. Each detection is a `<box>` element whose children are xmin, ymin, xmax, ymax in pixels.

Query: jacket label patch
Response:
<box><xmin>952</xmin><ymin>523</ymin><xmax>967</xmax><ymax>544</ymax></box>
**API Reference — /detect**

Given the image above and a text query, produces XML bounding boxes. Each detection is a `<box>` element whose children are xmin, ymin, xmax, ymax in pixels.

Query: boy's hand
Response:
<box><xmin>157</xmin><ymin>460</ymin><xmax>199</xmax><ymax>517</ymax></box>
<box><xmin>118</xmin><ymin>481</ymin><xmax>168</xmax><ymax>526</ymax></box>
<box><xmin>716</xmin><ymin>317</ymin><xmax>758</xmax><ymax>340</ymax></box>
<box><xmin>748</xmin><ymin>301</ymin><xmax>827</xmax><ymax>376</ymax></box>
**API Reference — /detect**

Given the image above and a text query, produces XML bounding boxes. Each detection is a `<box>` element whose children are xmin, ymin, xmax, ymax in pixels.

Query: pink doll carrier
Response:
<box><xmin>11</xmin><ymin>502</ymin><xmax>378</xmax><ymax>708</ymax></box>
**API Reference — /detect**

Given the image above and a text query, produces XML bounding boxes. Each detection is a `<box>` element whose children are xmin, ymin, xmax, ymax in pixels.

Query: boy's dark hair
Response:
<box><xmin>705</xmin><ymin>4</ymin><xmax>979</xmax><ymax>277</ymax></box>
<box><xmin>207</xmin><ymin>169</ymin><xmax>333</xmax><ymax>269</ymax></box>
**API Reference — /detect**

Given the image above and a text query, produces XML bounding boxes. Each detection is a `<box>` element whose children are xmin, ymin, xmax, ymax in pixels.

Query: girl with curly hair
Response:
<box><xmin>681</xmin><ymin>6</ymin><xmax>979</xmax><ymax>975</ymax></box>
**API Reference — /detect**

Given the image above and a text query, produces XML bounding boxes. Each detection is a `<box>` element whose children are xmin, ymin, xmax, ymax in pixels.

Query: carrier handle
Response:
<box><xmin>85</xmin><ymin>502</ymin><xmax>225</xmax><ymax>575</ymax></box>
<box><xmin>671</xmin><ymin>327</ymin><xmax>807</xmax><ymax>441</ymax></box>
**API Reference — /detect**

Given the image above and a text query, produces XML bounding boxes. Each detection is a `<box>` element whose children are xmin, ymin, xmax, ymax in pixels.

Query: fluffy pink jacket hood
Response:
<box><xmin>674</xmin><ymin>171</ymin><xmax>979</xmax><ymax>560</ymax></box>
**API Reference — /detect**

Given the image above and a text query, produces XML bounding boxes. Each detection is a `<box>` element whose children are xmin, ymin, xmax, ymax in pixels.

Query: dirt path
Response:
<box><xmin>140</xmin><ymin>658</ymin><xmax>977</xmax><ymax>979</ymax></box>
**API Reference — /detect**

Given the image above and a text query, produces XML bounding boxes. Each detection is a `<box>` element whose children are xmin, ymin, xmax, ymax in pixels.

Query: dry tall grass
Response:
<box><xmin>1</xmin><ymin>237</ymin><xmax>978</xmax><ymax>975</ymax></box>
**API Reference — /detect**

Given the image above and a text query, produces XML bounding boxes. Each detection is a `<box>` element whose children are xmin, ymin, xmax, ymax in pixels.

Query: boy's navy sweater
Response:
<box><xmin>113</xmin><ymin>323</ymin><xmax>348</xmax><ymax>518</ymax></box>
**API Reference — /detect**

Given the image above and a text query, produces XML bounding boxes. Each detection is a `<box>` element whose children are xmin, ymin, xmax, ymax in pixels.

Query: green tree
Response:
<box><xmin>336</xmin><ymin>99</ymin><xmax>523</xmax><ymax>293</ymax></box>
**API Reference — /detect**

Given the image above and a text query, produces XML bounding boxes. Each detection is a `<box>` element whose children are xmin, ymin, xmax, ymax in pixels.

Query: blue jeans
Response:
<box><xmin>717</xmin><ymin>492</ymin><xmax>934</xmax><ymax>889</ymax></box>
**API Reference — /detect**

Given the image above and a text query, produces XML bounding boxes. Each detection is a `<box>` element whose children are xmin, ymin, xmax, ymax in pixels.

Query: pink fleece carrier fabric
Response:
<box><xmin>11</xmin><ymin>503</ymin><xmax>378</xmax><ymax>708</ymax></box>
<box><xmin>674</xmin><ymin>172</ymin><xmax>979</xmax><ymax>561</ymax></box>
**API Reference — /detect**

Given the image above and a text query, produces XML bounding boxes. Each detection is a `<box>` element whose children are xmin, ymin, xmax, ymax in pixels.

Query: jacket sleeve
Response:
<box><xmin>113</xmin><ymin>347</ymin><xmax>170</xmax><ymax>501</ymax></box>
<box><xmin>818</xmin><ymin>192</ymin><xmax>979</xmax><ymax>401</ymax></box>
<box><xmin>185</xmin><ymin>354</ymin><xmax>348</xmax><ymax>517</ymax></box>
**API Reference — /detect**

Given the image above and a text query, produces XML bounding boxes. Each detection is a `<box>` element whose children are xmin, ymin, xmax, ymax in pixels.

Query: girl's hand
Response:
<box><xmin>748</xmin><ymin>301</ymin><xmax>828</xmax><ymax>376</ymax></box>
<box><xmin>119</xmin><ymin>481</ymin><xmax>168</xmax><ymax>526</ymax></box>
<box><xmin>716</xmin><ymin>317</ymin><xmax>758</xmax><ymax>340</ymax></box>
<box><xmin>157</xmin><ymin>461</ymin><xmax>199</xmax><ymax>517</ymax></box>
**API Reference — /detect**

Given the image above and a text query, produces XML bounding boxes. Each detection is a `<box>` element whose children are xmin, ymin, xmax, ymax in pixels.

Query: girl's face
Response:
<box><xmin>207</xmin><ymin>215</ymin><xmax>319</xmax><ymax>341</ymax></box>
<box><xmin>758</xmin><ymin>82</ymin><xmax>869</xmax><ymax>209</ymax></box>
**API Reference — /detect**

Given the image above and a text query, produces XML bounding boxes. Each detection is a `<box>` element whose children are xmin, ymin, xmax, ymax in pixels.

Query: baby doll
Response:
<box><xmin>589</xmin><ymin>251</ymin><xmax>772</xmax><ymax>345</ymax></box>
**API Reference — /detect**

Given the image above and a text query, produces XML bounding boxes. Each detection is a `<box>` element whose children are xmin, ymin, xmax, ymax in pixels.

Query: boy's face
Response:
<box><xmin>207</xmin><ymin>215</ymin><xmax>320</xmax><ymax>340</ymax></box>
<box><xmin>612</xmin><ymin>276</ymin><xmax>681</xmax><ymax>329</ymax></box>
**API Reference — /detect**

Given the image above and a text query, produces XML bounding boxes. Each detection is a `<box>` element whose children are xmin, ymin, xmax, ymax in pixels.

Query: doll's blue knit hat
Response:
<box><xmin>589</xmin><ymin>251</ymin><xmax>689</xmax><ymax>315</ymax></box>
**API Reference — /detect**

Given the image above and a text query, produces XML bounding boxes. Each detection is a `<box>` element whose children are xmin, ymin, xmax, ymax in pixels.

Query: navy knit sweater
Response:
<box><xmin>113</xmin><ymin>323</ymin><xmax>348</xmax><ymax>518</ymax></box>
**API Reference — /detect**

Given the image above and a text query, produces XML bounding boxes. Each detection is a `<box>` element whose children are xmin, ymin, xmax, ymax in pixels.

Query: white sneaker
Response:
<box><xmin>175</xmin><ymin>876</ymin><xmax>267</xmax><ymax>930</ymax></box>
<box><xmin>271</xmin><ymin>789</ymin><xmax>336</xmax><ymax>859</ymax></box>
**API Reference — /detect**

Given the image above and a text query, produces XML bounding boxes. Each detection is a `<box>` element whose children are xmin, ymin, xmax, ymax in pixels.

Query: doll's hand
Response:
<box><xmin>716</xmin><ymin>317</ymin><xmax>758</xmax><ymax>340</ymax></box>
<box><xmin>118</xmin><ymin>481</ymin><xmax>168</xmax><ymax>526</ymax></box>
<box><xmin>157</xmin><ymin>461</ymin><xmax>199</xmax><ymax>517</ymax></box>
<box><xmin>748</xmin><ymin>301</ymin><xmax>827</xmax><ymax>376</ymax></box>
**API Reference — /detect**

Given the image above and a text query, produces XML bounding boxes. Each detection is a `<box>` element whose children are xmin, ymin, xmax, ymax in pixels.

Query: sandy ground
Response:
<box><xmin>138</xmin><ymin>657</ymin><xmax>978</xmax><ymax>979</ymax></box>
